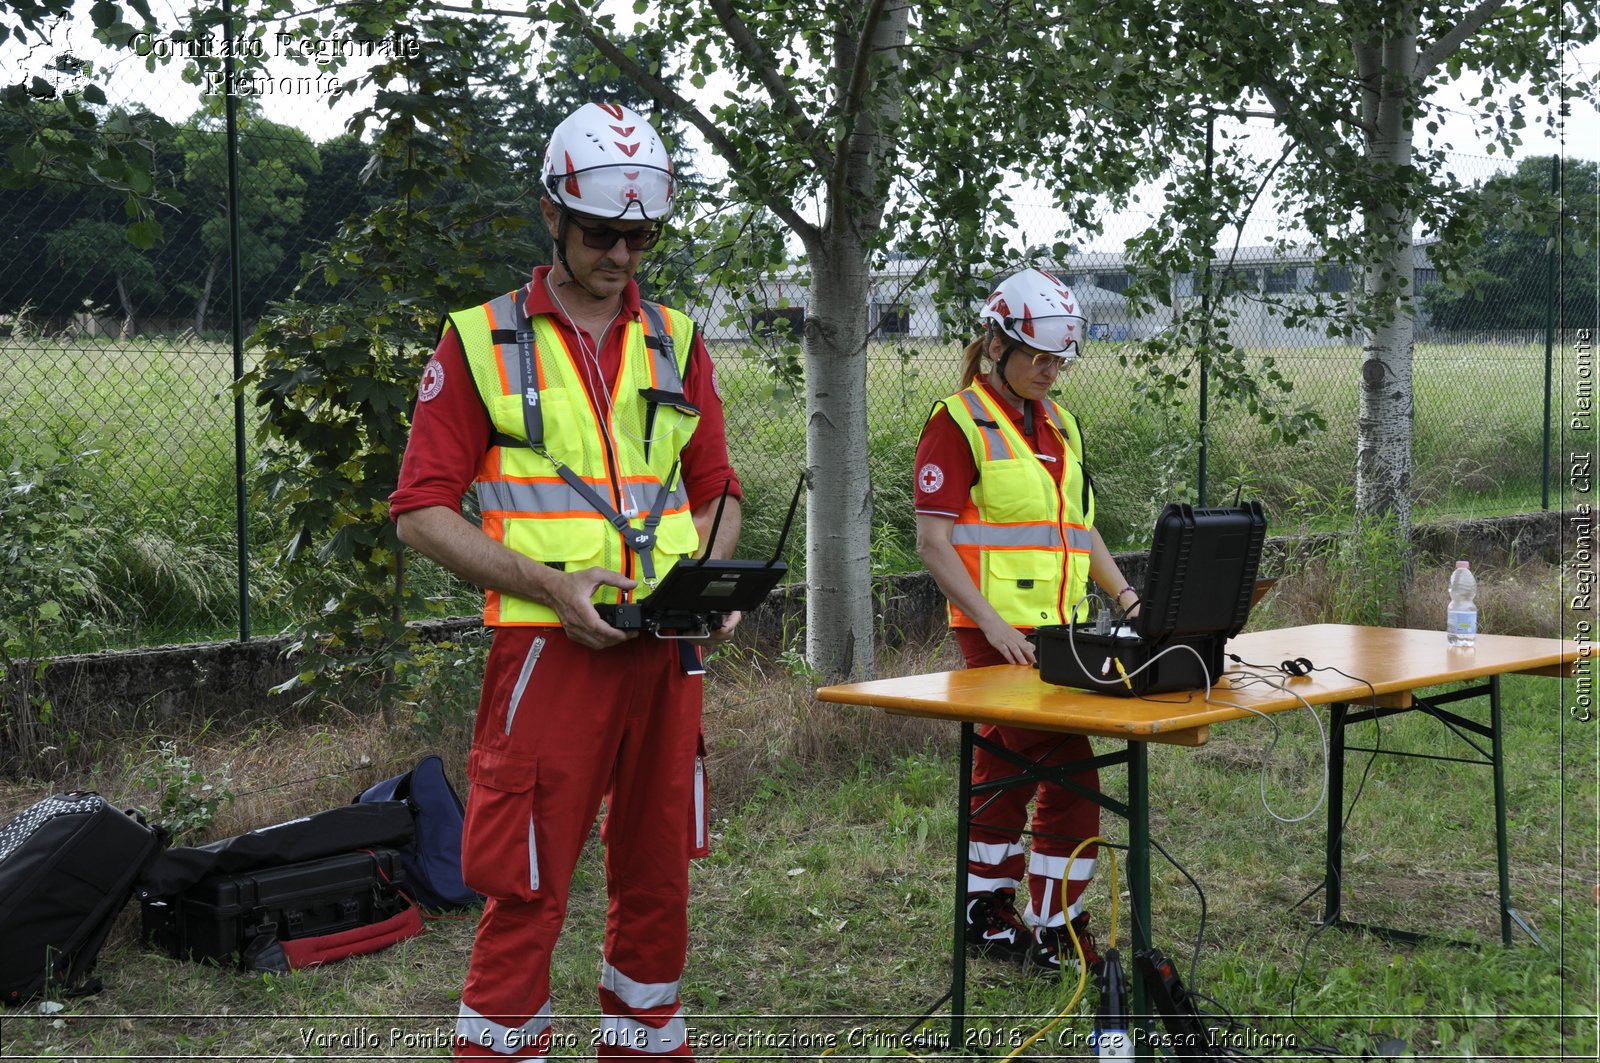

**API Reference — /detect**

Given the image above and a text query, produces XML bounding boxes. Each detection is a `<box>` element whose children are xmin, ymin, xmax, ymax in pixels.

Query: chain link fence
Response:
<box><xmin>1</xmin><ymin>7</ymin><xmax>375</xmax><ymax>652</ymax></box>
<box><xmin>706</xmin><ymin>150</ymin><xmax>1585</xmax><ymax>567</ymax></box>
<box><xmin>1</xmin><ymin>9</ymin><xmax>1590</xmax><ymax>653</ymax></box>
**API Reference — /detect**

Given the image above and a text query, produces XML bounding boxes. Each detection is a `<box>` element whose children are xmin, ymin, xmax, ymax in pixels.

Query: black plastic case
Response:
<box><xmin>1034</xmin><ymin>627</ymin><xmax>1222</xmax><ymax>696</ymax></box>
<box><xmin>1036</xmin><ymin>502</ymin><xmax>1267</xmax><ymax>697</ymax></box>
<box><xmin>143</xmin><ymin>848</ymin><xmax>406</xmax><ymax>966</ymax></box>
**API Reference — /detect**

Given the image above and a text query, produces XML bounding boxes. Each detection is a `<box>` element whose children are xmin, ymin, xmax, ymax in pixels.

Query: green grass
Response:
<box><xmin>0</xmin><ymin>332</ymin><xmax>1571</xmax><ymax>652</ymax></box>
<box><xmin>1</xmin><ymin>546</ymin><xmax>1592</xmax><ymax>1060</ymax></box>
<box><xmin>0</xmin><ymin>701</ymin><xmax>1587</xmax><ymax>1056</ymax></box>
<box><xmin>717</xmin><ymin>335</ymin><xmax>1568</xmax><ymax>563</ymax></box>
<box><xmin>0</xmin><ymin>335</ymin><xmax>478</xmax><ymax>649</ymax></box>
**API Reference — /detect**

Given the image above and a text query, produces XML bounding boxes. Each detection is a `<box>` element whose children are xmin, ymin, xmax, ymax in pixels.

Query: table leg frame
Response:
<box><xmin>1322</xmin><ymin>675</ymin><xmax>1543</xmax><ymax>949</ymax></box>
<box><xmin>949</xmin><ymin>726</ymin><xmax>1156</xmax><ymax>1056</ymax></box>
<box><xmin>951</xmin><ymin>723</ymin><xmax>974</xmax><ymax>1054</ymax></box>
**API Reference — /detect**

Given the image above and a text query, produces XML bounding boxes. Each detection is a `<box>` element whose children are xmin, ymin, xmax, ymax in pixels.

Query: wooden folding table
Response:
<box><xmin>815</xmin><ymin>624</ymin><xmax>1578</xmax><ymax>1054</ymax></box>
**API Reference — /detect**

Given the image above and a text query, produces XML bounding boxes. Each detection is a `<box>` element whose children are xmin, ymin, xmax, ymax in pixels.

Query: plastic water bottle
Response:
<box><xmin>1446</xmin><ymin>560</ymin><xmax>1477</xmax><ymax>648</ymax></box>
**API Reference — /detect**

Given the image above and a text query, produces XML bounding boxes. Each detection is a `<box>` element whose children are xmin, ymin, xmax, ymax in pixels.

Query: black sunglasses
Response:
<box><xmin>568</xmin><ymin>216</ymin><xmax>663</xmax><ymax>251</ymax></box>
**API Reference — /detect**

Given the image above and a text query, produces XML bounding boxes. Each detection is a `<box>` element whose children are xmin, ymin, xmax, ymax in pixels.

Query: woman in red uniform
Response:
<box><xmin>914</xmin><ymin>268</ymin><xmax>1138</xmax><ymax>972</ymax></box>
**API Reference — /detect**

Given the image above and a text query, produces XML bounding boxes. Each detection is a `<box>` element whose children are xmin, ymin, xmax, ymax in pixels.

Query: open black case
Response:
<box><xmin>595</xmin><ymin>476</ymin><xmax>800</xmax><ymax>636</ymax></box>
<box><xmin>1034</xmin><ymin>501</ymin><xmax>1267</xmax><ymax>696</ymax></box>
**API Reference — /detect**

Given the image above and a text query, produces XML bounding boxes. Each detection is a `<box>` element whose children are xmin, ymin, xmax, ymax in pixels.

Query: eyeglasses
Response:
<box><xmin>1002</xmin><ymin>345</ymin><xmax>1077</xmax><ymax>369</ymax></box>
<box><xmin>1027</xmin><ymin>348</ymin><xmax>1077</xmax><ymax>367</ymax></box>
<box><xmin>568</xmin><ymin>216</ymin><xmax>663</xmax><ymax>251</ymax></box>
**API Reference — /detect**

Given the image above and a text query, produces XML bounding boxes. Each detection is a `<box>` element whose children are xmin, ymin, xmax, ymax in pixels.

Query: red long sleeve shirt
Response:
<box><xmin>390</xmin><ymin>267</ymin><xmax>741</xmax><ymax>520</ymax></box>
<box><xmin>912</xmin><ymin>378</ymin><xmax>1066</xmax><ymax>517</ymax></box>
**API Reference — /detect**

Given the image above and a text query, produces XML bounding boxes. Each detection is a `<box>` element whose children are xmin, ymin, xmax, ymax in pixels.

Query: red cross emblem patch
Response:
<box><xmin>419</xmin><ymin>358</ymin><xmax>445</xmax><ymax>402</ymax></box>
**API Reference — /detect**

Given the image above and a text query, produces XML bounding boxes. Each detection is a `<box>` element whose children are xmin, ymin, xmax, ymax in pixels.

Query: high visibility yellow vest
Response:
<box><xmin>934</xmin><ymin>383</ymin><xmax>1095</xmax><ymax>630</ymax></box>
<box><xmin>450</xmin><ymin>289</ymin><xmax>701</xmax><ymax>625</ymax></box>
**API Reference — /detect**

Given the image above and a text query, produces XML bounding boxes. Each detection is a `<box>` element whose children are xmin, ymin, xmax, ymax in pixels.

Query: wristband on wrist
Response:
<box><xmin>1117</xmin><ymin>585</ymin><xmax>1138</xmax><ymax>601</ymax></box>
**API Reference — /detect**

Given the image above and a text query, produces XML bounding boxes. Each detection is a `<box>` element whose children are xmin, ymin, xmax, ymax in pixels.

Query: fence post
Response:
<box><xmin>223</xmin><ymin>0</ymin><xmax>251</xmax><ymax>640</ymax></box>
<box><xmin>1196</xmin><ymin>112</ymin><xmax>1214</xmax><ymax>507</ymax></box>
<box><xmin>1540</xmin><ymin>153</ymin><xmax>1558</xmax><ymax>512</ymax></box>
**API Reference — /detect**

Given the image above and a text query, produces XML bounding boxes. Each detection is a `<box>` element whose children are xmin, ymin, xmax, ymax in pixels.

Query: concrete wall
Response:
<box><xmin>1</xmin><ymin>511</ymin><xmax>1567</xmax><ymax>760</ymax></box>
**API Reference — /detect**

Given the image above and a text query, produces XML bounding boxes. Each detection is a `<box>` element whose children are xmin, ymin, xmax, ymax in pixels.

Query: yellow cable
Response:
<box><xmin>820</xmin><ymin>838</ymin><xmax>1121</xmax><ymax>1061</ymax></box>
<box><xmin>1112</xmin><ymin>657</ymin><xmax>1134</xmax><ymax>691</ymax></box>
<box><xmin>1001</xmin><ymin>836</ymin><xmax>1119</xmax><ymax>1061</ymax></box>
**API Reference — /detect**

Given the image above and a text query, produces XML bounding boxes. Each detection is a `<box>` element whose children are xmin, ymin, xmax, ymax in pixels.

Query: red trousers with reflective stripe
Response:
<box><xmin>455</xmin><ymin>628</ymin><xmax>704</xmax><ymax>1060</ymax></box>
<box><xmin>958</xmin><ymin>631</ymin><xmax>1099</xmax><ymax>927</ymax></box>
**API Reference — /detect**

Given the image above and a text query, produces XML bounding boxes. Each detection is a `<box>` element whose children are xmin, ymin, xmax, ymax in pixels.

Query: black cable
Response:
<box><xmin>1281</xmin><ymin>664</ymin><xmax>1383</xmax><ymax>1052</ymax></box>
<box><xmin>1140</xmin><ymin>658</ymin><xmax>1385</xmax><ymax>1060</ymax></box>
<box><xmin>1060</xmin><ymin>648</ymin><xmax>1390</xmax><ymax>1058</ymax></box>
<box><xmin>1145</xmin><ymin>834</ymin><xmax>1210</xmax><ymax>997</ymax></box>
<box><xmin>230</xmin><ymin>764</ymin><xmax>360</xmax><ymax>798</ymax></box>
<box><xmin>1178</xmin><ymin>658</ymin><xmax>1378</xmax><ymax>1057</ymax></box>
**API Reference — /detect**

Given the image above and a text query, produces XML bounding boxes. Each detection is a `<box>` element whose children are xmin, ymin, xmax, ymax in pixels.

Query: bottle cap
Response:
<box><xmin>1455</xmin><ymin>560</ymin><xmax>1470</xmax><ymax>568</ymax></box>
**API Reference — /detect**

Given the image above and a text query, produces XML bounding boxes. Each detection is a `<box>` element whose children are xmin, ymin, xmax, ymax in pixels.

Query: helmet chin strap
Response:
<box><xmin>993</xmin><ymin>342</ymin><xmax>1035</xmax><ymax>435</ymax></box>
<box><xmin>995</xmin><ymin>343</ymin><xmax>1024</xmax><ymax>401</ymax></box>
<box><xmin>551</xmin><ymin>211</ymin><xmax>613</xmax><ymax>302</ymax></box>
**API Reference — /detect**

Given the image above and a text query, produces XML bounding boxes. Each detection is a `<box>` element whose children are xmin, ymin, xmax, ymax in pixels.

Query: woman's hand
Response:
<box><xmin>980</xmin><ymin>617</ymin><xmax>1037</xmax><ymax>666</ymax></box>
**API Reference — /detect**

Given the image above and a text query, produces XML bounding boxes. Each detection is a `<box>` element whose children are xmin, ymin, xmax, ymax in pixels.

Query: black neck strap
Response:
<box><xmin>512</xmin><ymin>305</ymin><xmax>676</xmax><ymax>586</ymax></box>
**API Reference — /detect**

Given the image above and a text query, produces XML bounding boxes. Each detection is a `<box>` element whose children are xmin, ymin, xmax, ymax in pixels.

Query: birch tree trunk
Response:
<box><xmin>1355</xmin><ymin>10</ymin><xmax>1418</xmax><ymax>531</ymax></box>
<box><xmin>115</xmin><ymin>274</ymin><xmax>137</xmax><ymax>338</ymax></box>
<box><xmin>802</xmin><ymin>231</ymin><xmax>874</xmax><ymax>679</ymax></box>
<box><xmin>798</xmin><ymin>0</ymin><xmax>909</xmax><ymax>681</ymax></box>
<box><xmin>194</xmin><ymin>259</ymin><xmax>220</xmax><ymax>337</ymax></box>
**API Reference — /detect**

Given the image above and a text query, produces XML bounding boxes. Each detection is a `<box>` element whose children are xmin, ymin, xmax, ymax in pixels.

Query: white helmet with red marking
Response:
<box><xmin>542</xmin><ymin>102</ymin><xmax>675</xmax><ymax>221</ymax></box>
<box><xmin>979</xmin><ymin>268</ymin><xmax>1087</xmax><ymax>361</ymax></box>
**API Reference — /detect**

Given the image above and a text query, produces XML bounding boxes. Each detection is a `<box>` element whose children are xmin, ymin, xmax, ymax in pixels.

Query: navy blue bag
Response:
<box><xmin>356</xmin><ymin>755</ymin><xmax>479</xmax><ymax>910</ymax></box>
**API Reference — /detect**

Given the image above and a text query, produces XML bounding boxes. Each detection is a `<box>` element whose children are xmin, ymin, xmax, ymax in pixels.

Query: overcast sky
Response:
<box><xmin>4</xmin><ymin>0</ymin><xmax>1596</xmax><ymax>255</ymax></box>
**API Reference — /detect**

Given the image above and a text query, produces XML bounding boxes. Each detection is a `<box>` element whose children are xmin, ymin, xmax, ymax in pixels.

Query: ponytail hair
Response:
<box><xmin>960</xmin><ymin>330</ymin><xmax>991</xmax><ymax>388</ymax></box>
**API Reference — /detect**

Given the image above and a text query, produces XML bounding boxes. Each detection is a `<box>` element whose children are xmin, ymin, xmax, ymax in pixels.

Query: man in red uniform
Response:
<box><xmin>390</xmin><ymin>102</ymin><xmax>741</xmax><ymax>1061</ymax></box>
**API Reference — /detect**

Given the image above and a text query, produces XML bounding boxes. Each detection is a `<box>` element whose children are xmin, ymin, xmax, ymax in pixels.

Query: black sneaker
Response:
<box><xmin>1027</xmin><ymin>912</ymin><xmax>1103</xmax><ymax>974</ymax></box>
<box><xmin>964</xmin><ymin>889</ymin><xmax>1030</xmax><ymax>963</ymax></box>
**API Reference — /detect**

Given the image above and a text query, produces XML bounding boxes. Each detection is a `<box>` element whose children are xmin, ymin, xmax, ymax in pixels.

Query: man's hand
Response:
<box><xmin>693</xmin><ymin>609</ymin><xmax>742</xmax><ymax>645</ymax></box>
<box><xmin>551</xmin><ymin>567</ymin><xmax>639</xmax><ymax>649</ymax></box>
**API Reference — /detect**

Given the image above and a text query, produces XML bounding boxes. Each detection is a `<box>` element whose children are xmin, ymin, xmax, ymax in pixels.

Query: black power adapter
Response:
<box><xmin>1132</xmin><ymin>947</ymin><xmax>1220</xmax><ymax>1061</ymax></box>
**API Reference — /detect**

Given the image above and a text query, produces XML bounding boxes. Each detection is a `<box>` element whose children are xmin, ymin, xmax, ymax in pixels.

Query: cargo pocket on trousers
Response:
<box><xmin>462</xmin><ymin>747</ymin><xmax>540</xmax><ymax>900</ymax></box>
<box><xmin>690</xmin><ymin>732</ymin><xmax>710</xmax><ymax>859</ymax></box>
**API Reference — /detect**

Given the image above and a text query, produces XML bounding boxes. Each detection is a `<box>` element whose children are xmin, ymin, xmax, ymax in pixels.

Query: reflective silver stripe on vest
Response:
<box><xmin>638</xmin><ymin>302</ymin><xmax>685</xmax><ymax>392</ymax></box>
<box><xmin>947</xmin><ymin>525</ymin><xmax>1092</xmax><ymax>551</ymax></box>
<box><xmin>1044</xmin><ymin>401</ymin><xmax>1068</xmax><ymax>434</ymax></box>
<box><xmin>457</xmin><ymin>1000</ymin><xmax>553</xmax><ymax>1057</ymax></box>
<box><xmin>477</xmin><ymin>479</ymin><xmax>689</xmax><ymax>516</ymax></box>
<box><xmin>950</xmin><ymin>524</ymin><xmax>1063</xmax><ymax>548</ymax></box>
<box><xmin>957</xmin><ymin>391</ymin><xmax>1012</xmax><ymax>459</ymax></box>
<box><xmin>486</xmin><ymin>291</ymin><xmax>529</xmax><ymax>395</ymax></box>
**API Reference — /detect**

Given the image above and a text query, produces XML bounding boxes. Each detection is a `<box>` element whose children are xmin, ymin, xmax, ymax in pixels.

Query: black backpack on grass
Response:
<box><xmin>0</xmin><ymin>792</ymin><xmax>163</xmax><ymax>1005</ymax></box>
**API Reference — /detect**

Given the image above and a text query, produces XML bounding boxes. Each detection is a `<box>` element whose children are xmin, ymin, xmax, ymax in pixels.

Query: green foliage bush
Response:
<box><xmin>0</xmin><ymin>452</ymin><xmax>107</xmax><ymax>769</ymax></box>
<box><xmin>128</xmin><ymin>738</ymin><xmax>236</xmax><ymax>843</ymax></box>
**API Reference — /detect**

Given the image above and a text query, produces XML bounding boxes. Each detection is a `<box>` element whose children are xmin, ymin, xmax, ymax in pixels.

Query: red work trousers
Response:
<box><xmin>957</xmin><ymin>630</ymin><xmax>1100</xmax><ymax>928</ymax></box>
<box><xmin>454</xmin><ymin>628</ymin><xmax>708</xmax><ymax>1060</ymax></box>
